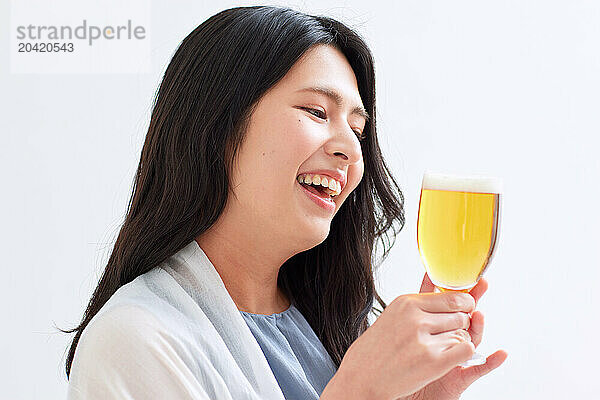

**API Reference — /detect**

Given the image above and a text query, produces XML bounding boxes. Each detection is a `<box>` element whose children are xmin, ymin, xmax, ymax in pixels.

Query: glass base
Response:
<box><xmin>459</xmin><ymin>351</ymin><xmax>486</xmax><ymax>367</ymax></box>
<box><xmin>434</xmin><ymin>285</ymin><xmax>472</xmax><ymax>293</ymax></box>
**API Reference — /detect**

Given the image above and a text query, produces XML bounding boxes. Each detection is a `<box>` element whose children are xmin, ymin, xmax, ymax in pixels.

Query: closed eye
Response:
<box><xmin>301</xmin><ymin>107</ymin><xmax>326</xmax><ymax>120</ymax></box>
<box><xmin>300</xmin><ymin>106</ymin><xmax>366</xmax><ymax>141</ymax></box>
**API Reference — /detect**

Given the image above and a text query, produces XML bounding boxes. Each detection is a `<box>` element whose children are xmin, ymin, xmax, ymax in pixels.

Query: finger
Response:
<box><xmin>426</xmin><ymin>312</ymin><xmax>471</xmax><ymax>334</ymax></box>
<box><xmin>468</xmin><ymin>311</ymin><xmax>484</xmax><ymax>348</ymax></box>
<box><xmin>460</xmin><ymin>350</ymin><xmax>508</xmax><ymax>387</ymax></box>
<box><xmin>438</xmin><ymin>339</ymin><xmax>476</xmax><ymax>370</ymax></box>
<box><xmin>433</xmin><ymin>329</ymin><xmax>473</xmax><ymax>352</ymax></box>
<box><xmin>468</xmin><ymin>278</ymin><xmax>488</xmax><ymax>306</ymax></box>
<box><xmin>418</xmin><ymin>292</ymin><xmax>476</xmax><ymax>313</ymax></box>
<box><xmin>420</xmin><ymin>273</ymin><xmax>435</xmax><ymax>293</ymax></box>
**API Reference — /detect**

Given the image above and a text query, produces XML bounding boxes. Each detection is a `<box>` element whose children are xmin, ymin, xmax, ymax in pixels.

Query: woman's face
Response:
<box><xmin>229</xmin><ymin>44</ymin><xmax>367</xmax><ymax>251</ymax></box>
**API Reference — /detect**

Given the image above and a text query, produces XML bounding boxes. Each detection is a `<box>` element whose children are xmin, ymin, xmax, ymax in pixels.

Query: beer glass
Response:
<box><xmin>417</xmin><ymin>172</ymin><xmax>502</xmax><ymax>367</ymax></box>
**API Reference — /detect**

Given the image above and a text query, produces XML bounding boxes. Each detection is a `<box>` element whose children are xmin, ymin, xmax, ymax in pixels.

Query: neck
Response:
<box><xmin>195</xmin><ymin>221</ymin><xmax>292</xmax><ymax>315</ymax></box>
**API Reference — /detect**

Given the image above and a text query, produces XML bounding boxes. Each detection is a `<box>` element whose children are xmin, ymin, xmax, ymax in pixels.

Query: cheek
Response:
<box><xmin>260</xmin><ymin>115</ymin><xmax>323</xmax><ymax>172</ymax></box>
<box><xmin>347</xmin><ymin>161</ymin><xmax>365</xmax><ymax>191</ymax></box>
<box><xmin>263</xmin><ymin>120</ymin><xmax>312</xmax><ymax>174</ymax></box>
<box><xmin>288</xmin><ymin>116</ymin><xmax>325</xmax><ymax>159</ymax></box>
<box><xmin>239</xmin><ymin>117</ymin><xmax>312</xmax><ymax>198</ymax></box>
<box><xmin>236</xmin><ymin>110</ymin><xmax>324</xmax><ymax>201</ymax></box>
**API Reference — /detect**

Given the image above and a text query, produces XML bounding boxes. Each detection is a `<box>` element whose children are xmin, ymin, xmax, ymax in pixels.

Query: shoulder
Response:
<box><xmin>73</xmin><ymin>265</ymin><xmax>221</xmax><ymax>366</ymax></box>
<box><xmin>77</xmin><ymin>304</ymin><xmax>165</xmax><ymax>352</ymax></box>
<box><xmin>68</xmin><ymin>305</ymin><xmax>209</xmax><ymax>399</ymax></box>
<box><xmin>71</xmin><ymin>305</ymin><xmax>176</xmax><ymax>376</ymax></box>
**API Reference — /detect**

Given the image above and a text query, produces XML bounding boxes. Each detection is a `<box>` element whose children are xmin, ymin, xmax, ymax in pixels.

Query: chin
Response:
<box><xmin>308</xmin><ymin>222</ymin><xmax>332</xmax><ymax>246</ymax></box>
<box><xmin>293</xmin><ymin>220</ymin><xmax>331</xmax><ymax>251</ymax></box>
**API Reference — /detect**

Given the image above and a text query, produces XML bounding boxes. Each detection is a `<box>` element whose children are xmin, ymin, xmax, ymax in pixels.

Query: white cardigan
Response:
<box><xmin>67</xmin><ymin>239</ymin><xmax>287</xmax><ymax>399</ymax></box>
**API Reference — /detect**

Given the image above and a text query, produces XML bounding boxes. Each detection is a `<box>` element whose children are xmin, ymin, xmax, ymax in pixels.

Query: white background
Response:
<box><xmin>1</xmin><ymin>1</ymin><xmax>599</xmax><ymax>399</ymax></box>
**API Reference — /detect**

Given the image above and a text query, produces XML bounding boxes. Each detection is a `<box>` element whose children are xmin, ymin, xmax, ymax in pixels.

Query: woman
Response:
<box><xmin>64</xmin><ymin>6</ymin><xmax>507</xmax><ymax>399</ymax></box>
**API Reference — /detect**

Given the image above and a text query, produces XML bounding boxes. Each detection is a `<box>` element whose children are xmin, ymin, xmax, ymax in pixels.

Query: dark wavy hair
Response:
<box><xmin>62</xmin><ymin>5</ymin><xmax>405</xmax><ymax>378</ymax></box>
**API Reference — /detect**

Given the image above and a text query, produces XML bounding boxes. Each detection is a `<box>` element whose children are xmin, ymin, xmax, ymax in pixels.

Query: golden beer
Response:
<box><xmin>417</xmin><ymin>174</ymin><xmax>501</xmax><ymax>291</ymax></box>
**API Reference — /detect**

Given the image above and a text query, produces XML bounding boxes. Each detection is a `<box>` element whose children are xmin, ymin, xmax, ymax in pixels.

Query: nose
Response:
<box><xmin>324</xmin><ymin>126</ymin><xmax>363</xmax><ymax>165</ymax></box>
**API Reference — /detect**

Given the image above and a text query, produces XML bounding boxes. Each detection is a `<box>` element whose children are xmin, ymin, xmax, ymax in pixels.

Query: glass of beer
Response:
<box><xmin>417</xmin><ymin>172</ymin><xmax>502</xmax><ymax>367</ymax></box>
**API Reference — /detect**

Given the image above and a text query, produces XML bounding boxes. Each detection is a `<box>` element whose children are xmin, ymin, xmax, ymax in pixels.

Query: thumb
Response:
<box><xmin>460</xmin><ymin>350</ymin><xmax>508</xmax><ymax>387</ymax></box>
<box><xmin>419</xmin><ymin>273</ymin><xmax>435</xmax><ymax>293</ymax></box>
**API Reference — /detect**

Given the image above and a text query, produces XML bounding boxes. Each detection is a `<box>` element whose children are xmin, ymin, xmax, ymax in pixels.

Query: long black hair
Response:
<box><xmin>63</xmin><ymin>5</ymin><xmax>405</xmax><ymax>378</ymax></box>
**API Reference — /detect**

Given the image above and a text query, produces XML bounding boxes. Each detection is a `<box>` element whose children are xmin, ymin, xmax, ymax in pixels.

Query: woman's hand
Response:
<box><xmin>401</xmin><ymin>275</ymin><xmax>508</xmax><ymax>400</ymax></box>
<box><xmin>321</xmin><ymin>275</ymin><xmax>485</xmax><ymax>400</ymax></box>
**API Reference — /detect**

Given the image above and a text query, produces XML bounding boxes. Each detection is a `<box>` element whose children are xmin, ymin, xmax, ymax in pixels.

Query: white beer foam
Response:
<box><xmin>422</xmin><ymin>172</ymin><xmax>503</xmax><ymax>193</ymax></box>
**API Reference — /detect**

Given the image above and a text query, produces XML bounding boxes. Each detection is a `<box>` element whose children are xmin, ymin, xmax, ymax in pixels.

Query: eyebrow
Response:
<box><xmin>296</xmin><ymin>86</ymin><xmax>370</xmax><ymax>121</ymax></box>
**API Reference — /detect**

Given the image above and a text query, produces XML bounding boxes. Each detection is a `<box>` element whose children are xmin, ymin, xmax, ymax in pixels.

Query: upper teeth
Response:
<box><xmin>296</xmin><ymin>173</ymin><xmax>342</xmax><ymax>197</ymax></box>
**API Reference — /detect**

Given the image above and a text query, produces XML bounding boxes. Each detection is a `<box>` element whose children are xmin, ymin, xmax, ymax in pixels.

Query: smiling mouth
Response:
<box><xmin>297</xmin><ymin>180</ymin><xmax>336</xmax><ymax>211</ymax></box>
<box><xmin>296</xmin><ymin>174</ymin><xmax>341</xmax><ymax>198</ymax></box>
<box><xmin>299</xmin><ymin>181</ymin><xmax>332</xmax><ymax>199</ymax></box>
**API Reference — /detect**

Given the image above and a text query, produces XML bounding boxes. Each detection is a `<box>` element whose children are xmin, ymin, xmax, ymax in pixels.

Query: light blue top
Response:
<box><xmin>240</xmin><ymin>304</ymin><xmax>338</xmax><ymax>399</ymax></box>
